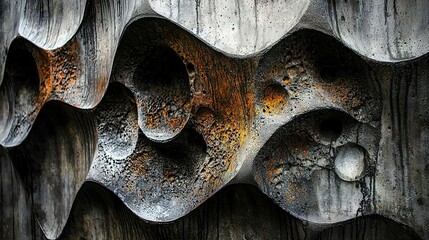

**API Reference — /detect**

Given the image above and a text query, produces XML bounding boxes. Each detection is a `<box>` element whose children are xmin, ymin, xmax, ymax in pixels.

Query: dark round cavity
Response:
<box><xmin>318</xmin><ymin>118</ymin><xmax>343</xmax><ymax>142</ymax></box>
<box><xmin>320</xmin><ymin>66</ymin><xmax>337</xmax><ymax>83</ymax></box>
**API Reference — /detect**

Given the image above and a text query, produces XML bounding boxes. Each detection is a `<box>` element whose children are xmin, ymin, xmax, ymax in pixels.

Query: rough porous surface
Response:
<box><xmin>0</xmin><ymin>0</ymin><xmax>428</xmax><ymax>239</ymax></box>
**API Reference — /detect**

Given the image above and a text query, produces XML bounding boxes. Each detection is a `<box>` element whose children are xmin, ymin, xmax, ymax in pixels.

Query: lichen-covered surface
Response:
<box><xmin>0</xmin><ymin>1</ymin><xmax>428</xmax><ymax>239</ymax></box>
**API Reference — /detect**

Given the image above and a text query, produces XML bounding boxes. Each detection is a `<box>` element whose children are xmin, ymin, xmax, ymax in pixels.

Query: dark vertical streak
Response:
<box><xmin>253</xmin><ymin>0</ymin><xmax>258</xmax><ymax>51</ymax></box>
<box><xmin>195</xmin><ymin>0</ymin><xmax>200</xmax><ymax>34</ymax></box>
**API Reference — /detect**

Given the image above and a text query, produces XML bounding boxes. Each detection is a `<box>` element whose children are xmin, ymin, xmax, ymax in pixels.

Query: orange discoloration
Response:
<box><xmin>32</xmin><ymin>48</ymin><xmax>53</xmax><ymax>106</ymax></box>
<box><xmin>262</xmin><ymin>84</ymin><xmax>289</xmax><ymax>114</ymax></box>
<box><xmin>316</xmin><ymin>78</ymin><xmax>365</xmax><ymax>110</ymax></box>
<box><xmin>47</xmin><ymin>38</ymin><xmax>81</xmax><ymax>99</ymax></box>
<box><xmin>117</xmin><ymin>20</ymin><xmax>256</xmax><ymax>200</ymax></box>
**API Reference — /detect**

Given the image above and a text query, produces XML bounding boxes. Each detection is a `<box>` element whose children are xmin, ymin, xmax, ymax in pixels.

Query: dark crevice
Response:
<box><xmin>0</xmin><ymin>39</ymin><xmax>40</xmax><ymax>146</ymax></box>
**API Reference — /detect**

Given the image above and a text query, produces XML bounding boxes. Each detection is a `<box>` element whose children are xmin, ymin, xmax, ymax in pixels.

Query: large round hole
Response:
<box><xmin>134</xmin><ymin>46</ymin><xmax>191</xmax><ymax>142</ymax></box>
<box><xmin>318</xmin><ymin>118</ymin><xmax>343</xmax><ymax>142</ymax></box>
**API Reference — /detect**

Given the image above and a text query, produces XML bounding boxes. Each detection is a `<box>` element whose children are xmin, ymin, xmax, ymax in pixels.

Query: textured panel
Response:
<box><xmin>0</xmin><ymin>1</ymin><xmax>428</xmax><ymax>239</ymax></box>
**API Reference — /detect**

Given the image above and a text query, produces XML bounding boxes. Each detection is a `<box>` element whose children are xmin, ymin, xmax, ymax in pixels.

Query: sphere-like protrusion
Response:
<box><xmin>334</xmin><ymin>143</ymin><xmax>367</xmax><ymax>182</ymax></box>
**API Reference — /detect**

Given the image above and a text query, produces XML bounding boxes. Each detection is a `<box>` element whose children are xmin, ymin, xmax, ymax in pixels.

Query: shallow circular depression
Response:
<box><xmin>91</xmin><ymin>124</ymin><xmax>209</xmax><ymax>222</ymax></box>
<box><xmin>134</xmin><ymin>46</ymin><xmax>192</xmax><ymax>142</ymax></box>
<box><xmin>0</xmin><ymin>39</ymin><xmax>40</xmax><ymax>146</ymax></box>
<box><xmin>7</xmin><ymin>101</ymin><xmax>97</xmax><ymax>239</ymax></box>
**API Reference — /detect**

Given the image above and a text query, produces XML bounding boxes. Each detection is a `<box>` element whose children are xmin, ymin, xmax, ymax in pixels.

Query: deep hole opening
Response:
<box><xmin>319</xmin><ymin>118</ymin><xmax>343</xmax><ymax>141</ymax></box>
<box><xmin>4</xmin><ymin>41</ymin><xmax>39</xmax><ymax>91</ymax></box>
<box><xmin>135</xmin><ymin>46</ymin><xmax>189</xmax><ymax>93</ymax></box>
<box><xmin>103</xmin><ymin>82</ymin><xmax>137</xmax><ymax>104</ymax></box>
<box><xmin>320</xmin><ymin>66</ymin><xmax>337</xmax><ymax>83</ymax></box>
<box><xmin>186</xmin><ymin>62</ymin><xmax>196</xmax><ymax>76</ymax></box>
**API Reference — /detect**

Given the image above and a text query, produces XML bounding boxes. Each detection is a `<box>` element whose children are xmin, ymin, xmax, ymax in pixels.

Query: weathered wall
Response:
<box><xmin>0</xmin><ymin>0</ymin><xmax>428</xmax><ymax>239</ymax></box>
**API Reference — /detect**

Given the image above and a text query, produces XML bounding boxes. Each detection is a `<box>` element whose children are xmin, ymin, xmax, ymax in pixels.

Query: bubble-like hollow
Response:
<box><xmin>0</xmin><ymin>39</ymin><xmax>40</xmax><ymax>146</ymax></box>
<box><xmin>133</xmin><ymin>46</ymin><xmax>192</xmax><ymax>142</ymax></box>
<box><xmin>8</xmin><ymin>101</ymin><xmax>97</xmax><ymax>240</ymax></box>
<box><xmin>254</xmin><ymin>30</ymin><xmax>381</xmax><ymax>124</ymax></box>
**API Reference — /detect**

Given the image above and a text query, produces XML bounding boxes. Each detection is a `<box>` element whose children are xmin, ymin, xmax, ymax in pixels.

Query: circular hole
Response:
<box><xmin>134</xmin><ymin>47</ymin><xmax>191</xmax><ymax>142</ymax></box>
<box><xmin>318</xmin><ymin>118</ymin><xmax>343</xmax><ymax>142</ymax></box>
<box><xmin>262</xmin><ymin>83</ymin><xmax>289</xmax><ymax>115</ymax></box>
<box><xmin>320</xmin><ymin>66</ymin><xmax>337</xmax><ymax>83</ymax></box>
<box><xmin>186</xmin><ymin>63</ymin><xmax>196</xmax><ymax>76</ymax></box>
<box><xmin>195</xmin><ymin>107</ymin><xmax>215</xmax><ymax>127</ymax></box>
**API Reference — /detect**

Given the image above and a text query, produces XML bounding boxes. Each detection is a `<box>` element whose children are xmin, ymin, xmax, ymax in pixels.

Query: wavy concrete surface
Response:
<box><xmin>1</xmin><ymin>1</ymin><xmax>428</xmax><ymax>239</ymax></box>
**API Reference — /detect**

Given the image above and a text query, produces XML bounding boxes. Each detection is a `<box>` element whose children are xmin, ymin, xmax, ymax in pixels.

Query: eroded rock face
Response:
<box><xmin>0</xmin><ymin>1</ymin><xmax>428</xmax><ymax>239</ymax></box>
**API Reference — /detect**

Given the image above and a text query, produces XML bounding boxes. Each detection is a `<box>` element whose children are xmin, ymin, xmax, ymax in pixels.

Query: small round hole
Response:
<box><xmin>186</xmin><ymin>63</ymin><xmax>196</xmax><ymax>76</ymax></box>
<box><xmin>320</xmin><ymin>66</ymin><xmax>337</xmax><ymax>83</ymax></box>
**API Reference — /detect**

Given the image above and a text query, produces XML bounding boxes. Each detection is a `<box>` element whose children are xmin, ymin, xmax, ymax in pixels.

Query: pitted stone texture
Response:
<box><xmin>0</xmin><ymin>2</ymin><xmax>429</xmax><ymax>239</ymax></box>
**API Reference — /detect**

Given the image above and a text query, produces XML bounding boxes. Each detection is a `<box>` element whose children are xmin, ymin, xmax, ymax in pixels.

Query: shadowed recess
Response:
<box><xmin>7</xmin><ymin>101</ymin><xmax>97</xmax><ymax>240</ymax></box>
<box><xmin>254</xmin><ymin>29</ymin><xmax>381</xmax><ymax>125</ymax></box>
<box><xmin>56</xmin><ymin>182</ymin><xmax>420</xmax><ymax>240</ymax></box>
<box><xmin>104</xmin><ymin>18</ymin><xmax>255</xmax><ymax>222</ymax></box>
<box><xmin>0</xmin><ymin>39</ymin><xmax>40</xmax><ymax>147</ymax></box>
